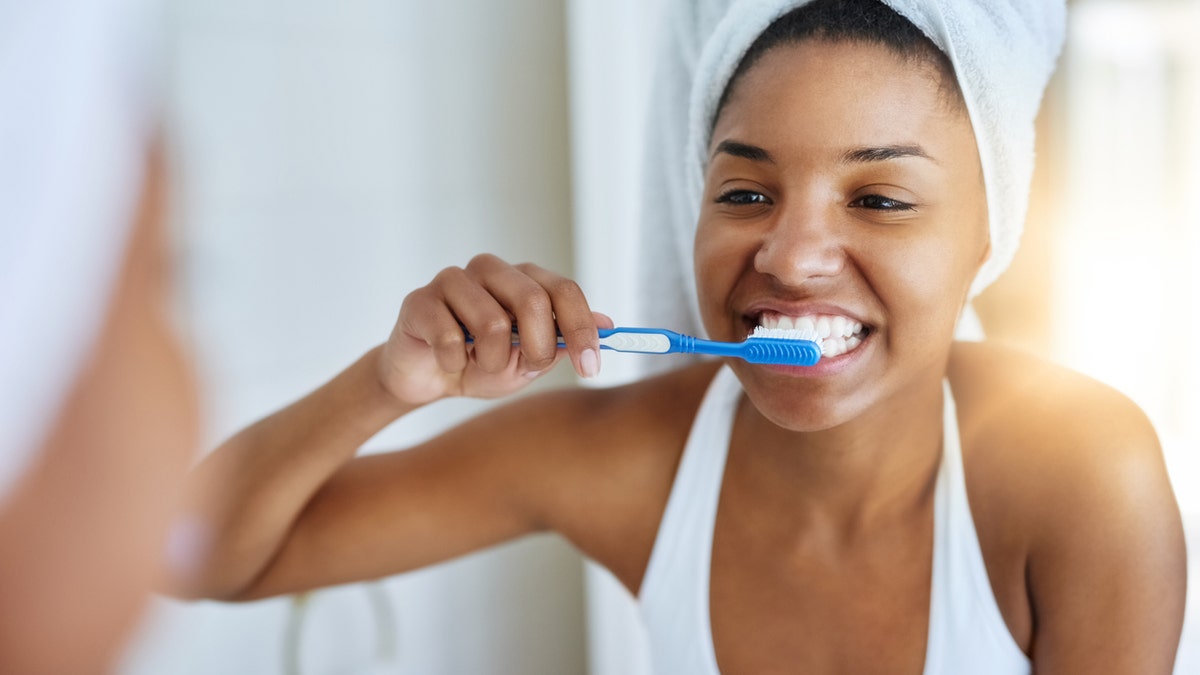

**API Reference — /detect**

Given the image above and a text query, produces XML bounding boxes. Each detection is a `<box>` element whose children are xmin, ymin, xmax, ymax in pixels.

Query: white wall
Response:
<box><xmin>119</xmin><ymin>1</ymin><xmax>587</xmax><ymax>673</ymax></box>
<box><xmin>563</xmin><ymin>2</ymin><xmax>667</xmax><ymax>674</ymax></box>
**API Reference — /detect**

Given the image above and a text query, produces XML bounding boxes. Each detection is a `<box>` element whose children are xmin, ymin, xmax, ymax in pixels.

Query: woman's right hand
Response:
<box><xmin>377</xmin><ymin>254</ymin><xmax>613</xmax><ymax>406</ymax></box>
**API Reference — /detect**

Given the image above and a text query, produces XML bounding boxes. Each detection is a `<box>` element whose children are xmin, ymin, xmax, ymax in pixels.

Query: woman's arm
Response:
<box><xmin>1026</xmin><ymin>388</ymin><xmax>1186</xmax><ymax>673</ymax></box>
<box><xmin>171</xmin><ymin>346</ymin><xmax>411</xmax><ymax>599</ymax></box>
<box><xmin>171</xmin><ymin>255</ymin><xmax>611</xmax><ymax>600</ymax></box>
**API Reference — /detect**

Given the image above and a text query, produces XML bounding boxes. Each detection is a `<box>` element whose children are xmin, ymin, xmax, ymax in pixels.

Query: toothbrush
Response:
<box><xmin>463</xmin><ymin>324</ymin><xmax>823</xmax><ymax>367</ymax></box>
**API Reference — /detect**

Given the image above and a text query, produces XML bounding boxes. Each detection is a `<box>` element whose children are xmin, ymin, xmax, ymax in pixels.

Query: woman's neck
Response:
<box><xmin>729</xmin><ymin>375</ymin><xmax>945</xmax><ymax>534</ymax></box>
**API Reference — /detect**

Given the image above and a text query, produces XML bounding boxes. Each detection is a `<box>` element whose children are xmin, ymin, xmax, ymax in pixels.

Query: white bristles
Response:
<box><xmin>748</xmin><ymin>326</ymin><xmax>823</xmax><ymax>346</ymax></box>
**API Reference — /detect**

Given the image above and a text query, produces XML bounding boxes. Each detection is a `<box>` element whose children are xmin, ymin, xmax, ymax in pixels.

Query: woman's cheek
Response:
<box><xmin>859</xmin><ymin>235</ymin><xmax>956</xmax><ymax>355</ymax></box>
<box><xmin>694</xmin><ymin>221</ymin><xmax>744</xmax><ymax>337</ymax></box>
<box><xmin>693</xmin><ymin>227</ymin><xmax>720</xmax><ymax>325</ymax></box>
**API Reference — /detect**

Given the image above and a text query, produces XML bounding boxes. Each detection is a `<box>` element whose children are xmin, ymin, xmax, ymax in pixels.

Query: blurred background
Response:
<box><xmin>107</xmin><ymin>0</ymin><xmax>1198</xmax><ymax>673</ymax></box>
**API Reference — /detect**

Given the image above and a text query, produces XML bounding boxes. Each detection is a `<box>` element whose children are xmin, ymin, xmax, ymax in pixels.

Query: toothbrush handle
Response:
<box><xmin>681</xmin><ymin>337</ymin><xmax>745</xmax><ymax>358</ymax></box>
<box><xmin>593</xmin><ymin>329</ymin><xmax>769</xmax><ymax>360</ymax></box>
<box><xmin>464</xmin><ymin>324</ymin><xmax>819</xmax><ymax>366</ymax></box>
<box><xmin>462</xmin><ymin>324</ymin><xmax>682</xmax><ymax>353</ymax></box>
<box><xmin>595</xmin><ymin>327</ymin><xmax>682</xmax><ymax>354</ymax></box>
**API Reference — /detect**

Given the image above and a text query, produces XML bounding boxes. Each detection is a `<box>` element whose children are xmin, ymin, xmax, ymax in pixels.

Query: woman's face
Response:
<box><xmin>695</xmin><ymin>39</ymin><xmax>988</xmax><ymax>431</ymax></box>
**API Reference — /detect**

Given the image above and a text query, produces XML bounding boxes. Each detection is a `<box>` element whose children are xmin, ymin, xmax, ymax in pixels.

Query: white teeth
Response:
<box><xmin>815</xmin><ymin>317</ymin><xmax>832</xmax><ymax>339</ymax></box>
<box><xmin>820</xmin><ymin>334</ymin><xmax>867</xmax><ymax>358</ymax></box>
<box><xmin>822</xmin><ymin>337</ymin><xmax>846</xmax><ymax>356</ymax></box>
<box><xmin>755</xmin><ymin>313</ymin><xmax>868</xmax><ymax>357</ymax></box>
<box><xmin>830</xmin><ymin>316</ymin><xmax>848</xmax><ymax>338</ymax></box>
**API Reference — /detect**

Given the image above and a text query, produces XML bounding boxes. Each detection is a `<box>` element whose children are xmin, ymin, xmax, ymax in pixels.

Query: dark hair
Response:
<box><xmin>714</xmin><ymin>0</ymin><xmax>965</xmax><ymax>125</ymax></box>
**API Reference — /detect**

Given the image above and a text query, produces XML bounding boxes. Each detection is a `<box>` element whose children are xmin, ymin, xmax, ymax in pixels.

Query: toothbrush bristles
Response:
<box><xmin>739</xmin><ymin>326</ymin><xmax>824</xmax><ymax>366</ymax></box>
<box><xmin>748</xmin><ymin>326</ymin><xmax>823</xmax><ymax>346</ymax></box>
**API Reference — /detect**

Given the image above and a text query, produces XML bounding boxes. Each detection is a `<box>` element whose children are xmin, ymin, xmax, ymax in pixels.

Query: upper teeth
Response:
<box><xmin>758</xmin><ymin>313</ymin><xmax>864</xmax><ymax>340</ymax></box>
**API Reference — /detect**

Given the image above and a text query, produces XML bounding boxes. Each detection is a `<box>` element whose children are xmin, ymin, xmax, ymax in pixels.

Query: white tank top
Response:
<box><xmin>638</xmin><ymin>366</ymin><xmax>1030</xmax><ymax>674</ymax></box>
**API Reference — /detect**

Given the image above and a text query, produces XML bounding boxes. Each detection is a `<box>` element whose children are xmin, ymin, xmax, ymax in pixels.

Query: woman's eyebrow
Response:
<box><xmin>840</xmin><ymin>144</ymin><xmax>938</xmax><ymax>165</ymax></box>
<box><xmin>713</xmin><ymin>140</ymin><xmax>939</xmax><ymax>165</ymax></box>
<box><xmin>712</xmin><ymin>139</ymin><xmax>775</xmax><ymax>163</ymax></box>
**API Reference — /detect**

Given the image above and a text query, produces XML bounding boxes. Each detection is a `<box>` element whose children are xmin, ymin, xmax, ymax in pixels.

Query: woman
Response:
<box><xmin>176</xmin><ymin>1</ymin><xmax>1186</xmax><ymax>672</ymax></box>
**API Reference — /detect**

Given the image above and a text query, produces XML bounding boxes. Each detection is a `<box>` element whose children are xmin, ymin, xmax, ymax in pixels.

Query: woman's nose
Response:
<box><xmin>752</xmin><ymin>205</ymin><xmax>845</xmax><ymax>286</ymax></box>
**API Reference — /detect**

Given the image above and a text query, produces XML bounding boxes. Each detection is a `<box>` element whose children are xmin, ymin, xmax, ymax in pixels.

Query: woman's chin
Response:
<box><xmin>736</xmin><ymin>383</ymin><xmax>869</xmax><ymax>433</ymax></box>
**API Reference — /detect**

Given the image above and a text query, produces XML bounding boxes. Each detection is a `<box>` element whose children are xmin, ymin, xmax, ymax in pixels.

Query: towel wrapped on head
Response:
<box><xmin>634</xmin><ymin>0</ymin><xmax>1066</xmax><ymax>342</ymax></box>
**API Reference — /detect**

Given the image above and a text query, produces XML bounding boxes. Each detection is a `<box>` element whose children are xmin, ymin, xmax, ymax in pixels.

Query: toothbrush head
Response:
<box><xmin>744</xmin><ymin>327</ymin><xmax>823</xmax><ymax>366</ymax></box>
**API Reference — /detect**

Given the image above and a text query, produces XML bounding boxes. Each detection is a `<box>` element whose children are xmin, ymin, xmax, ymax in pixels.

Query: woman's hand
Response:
<box><xmin>378</xmin><ymin>254</ymin><xmax>613</xmax><ymax>405</ymax></box>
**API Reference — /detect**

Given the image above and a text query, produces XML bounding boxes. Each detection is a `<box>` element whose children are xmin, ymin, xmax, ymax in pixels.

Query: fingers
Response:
<box><xmin>514</xmin><ymin>262</ymin><xmax>601</xmax><ymax>379</ymax></box>
<box><xmin>468</xmin><ymin>256</ymin><xmax>559</xmax><ymax>373</ymax></box>
<box><xmin>403</xmin><ymin>255</ymin><xmax>603</xmax><ymax>382</ymax></box>
<box><xmin>434</xmin><ymin>264</ymin><xmax>515</xmax><ymax>374</ymax></box>
<box><xmin>398</xmin><ymin>274</ymin><xmax>482</xmax><ymax>374</ymax></box>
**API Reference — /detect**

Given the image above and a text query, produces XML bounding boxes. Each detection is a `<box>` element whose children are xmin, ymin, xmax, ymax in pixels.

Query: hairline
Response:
<box><xmin>711</xmin><ymin>34</ymin><xmax>968</xmax><ymax>138</ymax></box>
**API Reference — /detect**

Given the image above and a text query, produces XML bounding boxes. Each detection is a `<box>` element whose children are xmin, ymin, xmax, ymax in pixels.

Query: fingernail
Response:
<box><xmin>524</xmin><ymin>369</ymin><xmax>543</xmax><ymax>380</ymax></box>
<box><xmin>580</xmin><ymin>349</ymin><xmax>600</xmax><ymax>379</ymax></box>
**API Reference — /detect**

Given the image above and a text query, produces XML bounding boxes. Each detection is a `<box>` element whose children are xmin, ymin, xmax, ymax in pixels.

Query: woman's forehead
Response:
<box><xmin>711</xmin><ymin>39</ymin><xmax>973</xmax><ymax>163</ymax></box>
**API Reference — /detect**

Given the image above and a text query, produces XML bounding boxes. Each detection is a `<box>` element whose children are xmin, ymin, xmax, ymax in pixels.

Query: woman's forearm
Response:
<box><xmin>171</xmin><ymin>345</ymin><xmax>414</xmax><ymax>599</ymax></box>
<box><xmin>170</xmin><ymin>256</ymin><xmax>606</xmax><ymax>600</ymax></box>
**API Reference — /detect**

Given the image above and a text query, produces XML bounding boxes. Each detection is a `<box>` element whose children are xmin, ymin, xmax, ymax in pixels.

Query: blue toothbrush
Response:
<box><xmin>464</xmin><ymin>325</ymin><xmax>823</xmax><ymax>367</ymax></box>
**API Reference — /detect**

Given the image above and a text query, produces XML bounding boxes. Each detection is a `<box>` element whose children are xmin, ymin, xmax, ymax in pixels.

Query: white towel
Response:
<box><xmin>0</xmin><ymin>0</ymin><xmax>161</xmax><ymax>501</ymax></box>
<box><xmin>634</xmin><ymin>0</ymin><xmax>1066</xmax><ymax>343</ymax></box>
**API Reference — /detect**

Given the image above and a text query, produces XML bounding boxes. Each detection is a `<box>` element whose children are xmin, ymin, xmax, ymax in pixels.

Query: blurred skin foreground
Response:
<box><xmin>175</xmin><ymin>38</ymin><xmax>1185</xmax><ymax>675</ymax></box>
<box><xmin>0</xmin><ymin>158</ymin><xmax>200</xmax><ymax>675</ymax></box>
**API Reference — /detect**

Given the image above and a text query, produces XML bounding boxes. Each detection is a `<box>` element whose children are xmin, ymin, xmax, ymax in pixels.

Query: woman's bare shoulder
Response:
<box><xmin>948</xmin><ymin>341</ymin><xmax>1183</xmax><ymax>638</ymax></box>
<box><xmin>948</xmin><ymin>340</ymin><xmax>1170</xmax><ymax>517</ymax></box>
<box><xmin>521</xmin><ymin>360</ymin><xmax>721</xmax><ymax>507</ymax></box>
<box><xmin>435</xmin><ymin>359</ymin><xmax>720</xmax><ymax>450</ymax></box>
<box><xmin>948</xmin><ymin>340</ymin><xmax>1163</xmax><ymax>472</ymax></box>
<box><xmin>494</xmin><ymin>360</ymin><xmax>722</xmax><ymax>466</ymax></box>
<box><xmin>441</xmin><ymin>360</ymin><xmax>722</xmax><ymax>587</ymax></box>
<box><xmin>949</xmin><ymin>341</ymin><xmax>1184</xmax><ymax>663</ymax></box>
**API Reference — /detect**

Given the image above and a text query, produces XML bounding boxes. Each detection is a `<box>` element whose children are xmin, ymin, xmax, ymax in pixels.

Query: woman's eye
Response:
<box><xmin>715</xmin><ymin>190</ymin><xmax>771</xmax><ymax>206</ymax></box>
<box><xmin>850</xmin><ymin>194</ymin><xmax>916</xmax><ymax>211</ymax></box>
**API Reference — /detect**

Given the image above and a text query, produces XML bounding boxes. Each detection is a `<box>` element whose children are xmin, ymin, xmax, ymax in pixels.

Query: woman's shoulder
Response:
<box><xmin>458</xmin><ymin>358</ymin><xmax>720</xmax><ymax>442</ymax></box>
<box><xmin>949</xmin><ymin>343</ymin><xmax>1185</xmax><ymax>663</ymax></box>
<box><xmin>477</xmin><ymin>360</ymin><xmax>722</xmax><ymax>589</ymax></box>
<box><xmin>515</xmin><ymin>359</ymin><xmax>724</xmax><ymax>504</ymax></box>
<box><xmin>947</xmin><ymin>341</ymin><xmax>1183</xmax><ymax>652</ymax></box>
<box><xmin>947</xmin><ymin>340</ymin><xmax>1161</xmax><ymax>468</ymax></box>
<box><xmin>947</xmin><ymin>339</ymin><xmax>1177</xmax><ymax>566</ymax></box>
<box><xmin>510</xmin><ymin>359</ymin><xmax>722</xmax><ymax>453</ymax></box>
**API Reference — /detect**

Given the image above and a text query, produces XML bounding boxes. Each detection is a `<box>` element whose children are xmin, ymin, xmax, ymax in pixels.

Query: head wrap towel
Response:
<box><xmin>634</xmin><ymin>0</ymin><xmax>1066</xmax><ymax>340</ymax></box>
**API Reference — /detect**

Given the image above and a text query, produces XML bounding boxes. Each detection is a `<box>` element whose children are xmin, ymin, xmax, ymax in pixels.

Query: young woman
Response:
<box><xmin>176</xmin><ymin>1</ymin><xmax>1186</xmax><ymax>672</ymax></box>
